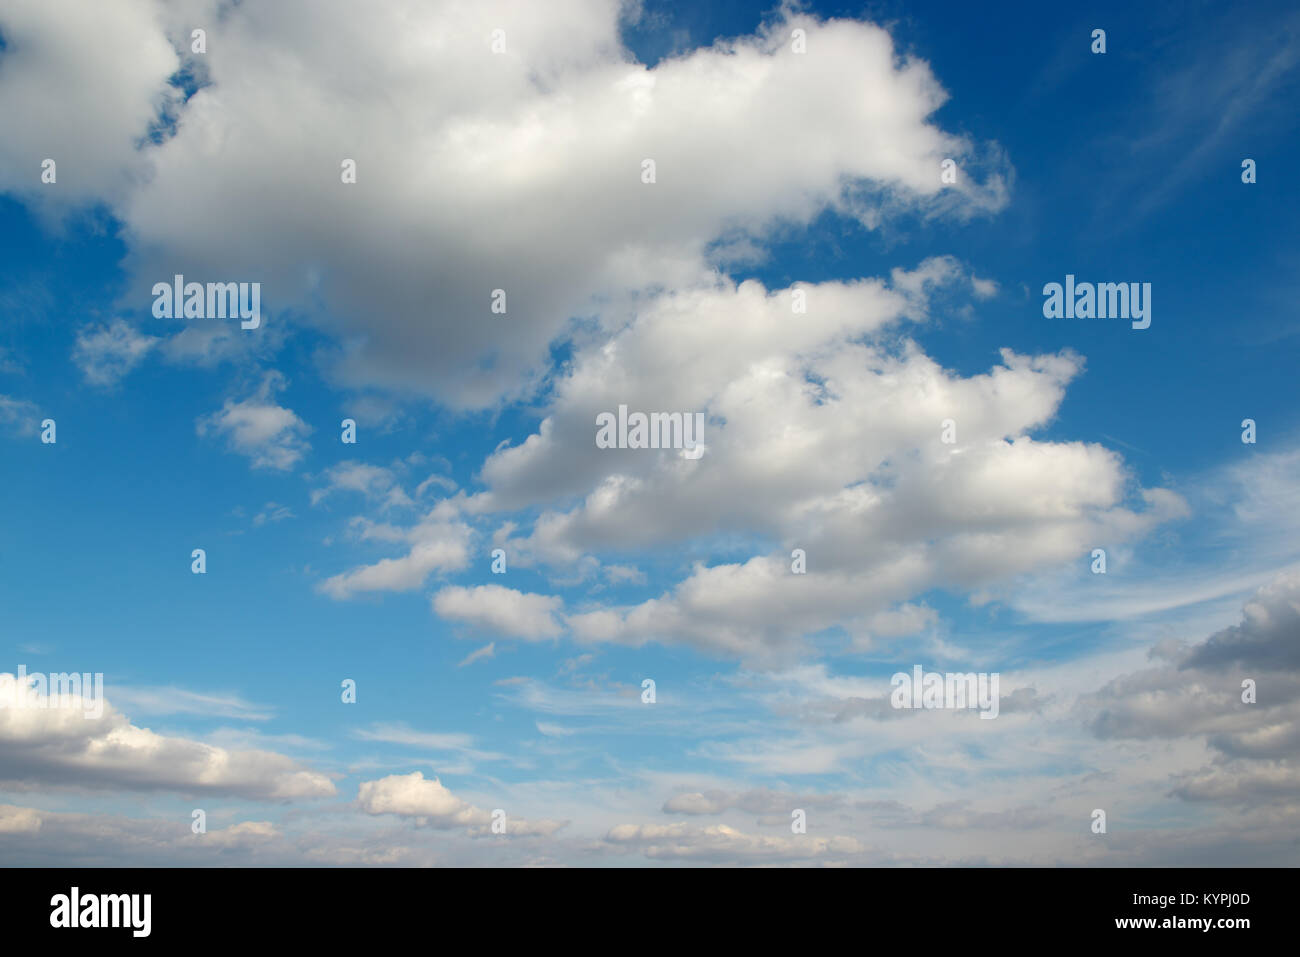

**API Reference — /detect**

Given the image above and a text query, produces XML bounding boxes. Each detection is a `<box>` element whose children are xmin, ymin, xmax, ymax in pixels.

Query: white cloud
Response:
<box><xmin>203</xmin><ymin>820</ymin><xmax>281</xmax><ymax>849</ymax></box>
<box><xmin>108</xmin><ymin>685</ymin><xmax>274</xmax><ymax>721</ymax></box>
<box><xmin>352</xmin><ymin>724</ymin><xmax>475</xmax><ymax>752</ymax></box>
<box><xmin>310</xmin><ymin>461</ymin><xmax>412</xmax><ymax>508</ymax></box>
<box><xmin>72</xmin><ymin>320</ymin><xmax>159</xmax><ymax>386</ymax></box>
<box><xmin>433</xmin><ymin>585</ymin><xmax>564</xmax><ymax>640</ymax></box>
<box><xmin>357</xmin><ymin>771</ymin><xmax>565</xmax><ymax>836</ymax></box>
<box><xmin>159</xmin><ymin>318</ymin><xmax>283</xmax><ymax>368</ymax></box>
<box><xmin>318</xmin><ymin>511</ymin><xmax>471</xmax><ymax>598</ymax></box>
<box><xmin>458</xmin><ymin>642</ymin><xmax>496</xmax><ymax>667</ymax></box>
<box><xmin>604</xmin><ymin>564</ymin><xmax>647</xmax><ymax>585</ymax></box>
<box><xmin>535</xmin><ymin>721</ymin><xmax>576</xmax><ymax>737</ymax></box>
<box><xmin>356</xmin><ymin>769</ymin><xmax>483</xmax><ymax>821</ymax></box>
<box><xmin>0</xmin><ymin>672</ymin><xmax>335</xmax><ymax>799</ymax></box>
<box><xmin>998</xmin><ymin>448</ymin><xmax>1300</xmax><ymax>625</ymax></box>
<box><xmin>0</xmin><ymin>0</ymin><xmax>192</xmax><ymax>211</ymax></box>
<box><xmin>252</xmin><ymin>502</ymin><xmax>294</xmax><ymax>526</ymax></box>
<box><xmin>0</xmin><ymin>394</ymin><xmax>40</xmax><ymax>437</ymax></box>
<box><xmin>2</xmin><ymin>0</ymin><xmax>1007</xmax><ymax>407</ymax></box>
<box><xmin>453</xmin><ymin>265</ymin><xmax>1185</xmax><ymax>663</ymax></box>
<box><xmin>196</xmin><ymin>371</ymin><xmax>311</xmax><ymax>470</ymax></box>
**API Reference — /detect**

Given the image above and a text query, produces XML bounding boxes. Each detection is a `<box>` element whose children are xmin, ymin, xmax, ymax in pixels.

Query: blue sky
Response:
<box><xmin>1</xmin><ymin>0</ymin><xmax>1298</xmax><ymax>865</ymax></box>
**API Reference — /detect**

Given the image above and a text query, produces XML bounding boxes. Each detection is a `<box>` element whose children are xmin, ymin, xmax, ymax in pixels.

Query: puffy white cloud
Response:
<box><xmin>203</xmin><ymin>820</ymin><xmax>280</xmax><ymax>848</ymax></box>
<box><xmin>318</xmin><ymin>510</ymin><xmax>472</xmax><ymax>598</ymax></box>
<box><xmin>358</xmin><ymin>772</ymin><xmax>483</xmax><ymax>825</ymax></box>
<box><xmin>0</xmin><ymin>0</ymin><xmax>190</xmax><ymax>210</ymax></box>
<box><xmin>432</xmin><ymin>585</ymin><xmax>564</xmax><ymax>640</ymax></box>
<box><xmin>2</xmin><ymin>0</ymin><xmax>1007</xmax><ymax>407</ymax></box>
<box><xmin>358</xmin><ymin>770</ymin><xmax>565</xmax><ymax>836</ymax></box>
<box><xmin>196</xmin><ymin>371</ymin><xmax>311</xmax><ymax>470</ymax></box>
<box><xmin>449</xmin><ymin>262</ymin><xmax>1182</xmax><ymax>661</ymax></box>
<box><xmin>0</xmin><ymin>672</ymin><xmax>335</xmax><ymax>799</ymax></box>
